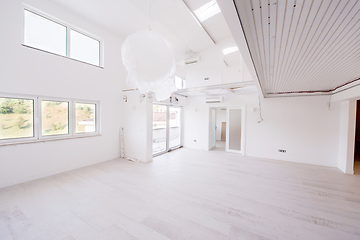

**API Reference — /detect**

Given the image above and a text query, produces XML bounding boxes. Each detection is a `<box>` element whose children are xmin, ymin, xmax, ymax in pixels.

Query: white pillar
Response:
<box><xmin>338</xmin><ymin>100</ymin><xmax>357</xmax><ymax>174</ymax></box>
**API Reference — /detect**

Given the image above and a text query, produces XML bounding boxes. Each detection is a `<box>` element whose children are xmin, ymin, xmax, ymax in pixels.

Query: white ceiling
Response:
<box><xmin>183</xmin><ymin>0</ymin><xmax>233</xmax><ymax>43</ymax></box>
<box><xmin>233</xmin><ymin>0</ymin><xmax>360</xmax><ymax>96</ymax></box>
<box><xmin>48</xmin><ymin>0</ymin><xmax>235</xmax><ymax>61</ymax></box>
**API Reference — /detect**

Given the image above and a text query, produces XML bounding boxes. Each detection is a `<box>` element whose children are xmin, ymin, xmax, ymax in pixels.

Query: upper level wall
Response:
<box><xmin>185</xmin><ymin>39</ymin><xmax>253</xmax><ymax>88</ymax></box>
<box><xmin>0</xmin><ymin>0</ymin><xmax>127</xmax><ymax>188</ymax></box>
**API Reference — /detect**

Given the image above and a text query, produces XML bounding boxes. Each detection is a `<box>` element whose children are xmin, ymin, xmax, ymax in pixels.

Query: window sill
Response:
<box><xmin>22</xmin><ymin>44</ymin><xmax>104</xmax><ymax>69</ymax></box>
<box><xmin>0</xmin><ymin>133</ymin><xmax>101</xmax><ymax>147</ymax></box>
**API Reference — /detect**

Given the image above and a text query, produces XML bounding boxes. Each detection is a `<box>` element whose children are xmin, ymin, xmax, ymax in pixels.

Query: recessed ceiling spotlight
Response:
<box><xmin>194</xmin><ymin>0</ymin><xmax>221</xmax><ymax>22</ymax></box>
<box><xmin>222</xmin><ymin>46</ymin><xmax>239</xmax><ymax>55</ymax></box>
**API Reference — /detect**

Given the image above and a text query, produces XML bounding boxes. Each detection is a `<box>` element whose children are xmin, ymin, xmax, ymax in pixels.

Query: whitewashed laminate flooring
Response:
<box><xmin>1</xmin><ymin>148</ymin><xmax>360</xmax><ymax>240</ymax></box>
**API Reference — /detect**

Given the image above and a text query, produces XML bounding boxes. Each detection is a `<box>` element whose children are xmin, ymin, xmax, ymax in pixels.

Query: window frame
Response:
<box><xmin>0</xmin><ymin>93</ymin><xmax>100</xmax><ymax>146</ymax></box>
<box><xmin>175</xmin><ymin>76</ymin><xmax>186</xmax><ymax>90</ymax></box>
<box><xmin>0</xmin><ymin>93</ymin><xmax>38</xmax><ymax>144</ymax></box>
<box><xmin>22</xmin><ymin>4</ymin><xmax>104</xmax><ymax>68</ymax></box>
<box><xmin>38</xmin><ymin>97</ymin><xmax>72</xmax><ymax>139</ymax></box>
<box><xmin>73</xmin><ymin>100</ymin><xmax>100</xmax><ymax>136</ymax></box>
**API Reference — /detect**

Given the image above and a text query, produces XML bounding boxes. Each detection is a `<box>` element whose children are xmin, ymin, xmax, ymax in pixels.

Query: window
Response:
<box><xmin>0</xmin><ymin>97</ymin><xmax>34</xmax><ymax>140</ymax></box>
<box><xmin>75</xmin><ymin>103</ymin><xmax>96</xmax><ymax>133</ymax></box>
<box><xmin>175</xmin><ymin>76</ymin><xmax>186</xmax><ymax>90</ymax></box>
<box><xmin>222</xmin><ymin>46</ymin><xmax>239</xmax><ymax>55</ymax></box>
<box><xmin>23</xmin><ymin>6</ymin><xmax>103</xmax><ymax>67</ymax></box>
<box><xmin>0</xmin><ymin>94</ymin><xmax>100</xmax><ymax>145</ymax></box>
<box><xmin>24</xmin><ymin>10</ymin><xmax>67</xmax><ymax>56</ymax></box>
<box><xmin>41</xmin><ymin>101</ymin><xmax>69</xmax><ymax>136</ymax></box>
<box><xmin>70</xmin><ymin>30</ymin><xmax>100</xmax><ymax>66</ymax></box>
<box><xmin>194</xmin><ymin>0</ymin><xmax>221</xmax><ymax>22</ymax></box>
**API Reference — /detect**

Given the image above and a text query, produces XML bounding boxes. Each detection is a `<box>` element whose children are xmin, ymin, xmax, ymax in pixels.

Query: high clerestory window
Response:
<box><xmin>23</xmin><ymin>7</ymin><xmax>102</xmax><ymax>67</ymax></box>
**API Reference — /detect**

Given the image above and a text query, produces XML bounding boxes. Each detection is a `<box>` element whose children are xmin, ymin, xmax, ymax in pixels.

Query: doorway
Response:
<box><xmin>153</xmin><ymin>104</ymin><xmax>182</xmax><ymax>156</ymax></box>
<box><xmin>354</xmin><ymin>100</ymin><xmax>360</xmax><ymax>174</ymax></box>
<box><xmin>209</xmin><ymin>107</ymin><xmax>227</xmax><ymax>151</ymax></box>
<box><xmin>209</xmin><ymin>106</ymin><xmax>245</xmax><ymax>154</ymax></box>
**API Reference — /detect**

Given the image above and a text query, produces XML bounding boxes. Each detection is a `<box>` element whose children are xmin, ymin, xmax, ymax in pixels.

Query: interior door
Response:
<box><xmin>209</xmin><ymin>108</ymin><xmax>216</xmax><ymax>150</ymax></box>
<box><xmin>221</xmin><ymin>122</ymin><xmax>226</xmax><ymax>141</ymax></box>
<box><xmin>226</xmin><ymin>107</ymin><xmax>245</xmax><ymax>154</ymax></box>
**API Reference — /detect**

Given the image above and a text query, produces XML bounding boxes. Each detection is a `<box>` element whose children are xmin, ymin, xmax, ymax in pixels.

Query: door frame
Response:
<box><xmin>152</xmin><ymin>103</ymin><xmax>183</xmax><ymax>157</ymax></box>
<box><xmin>168</xmin><ymin>106</ymin><xmax>182</xmax><ymax>151</ymax></box>
<box><xmin>207</xmin><ymin>105</ymin><xmax>246</xmax><ymax>154</ymax></box>
<box><xmin>226</xmin><ymin>106</ymin><xmax>246</xmax><ymax>155</ymax></box>
<box><xmin>208</xmin><ymin>107</ymin><xmax>217</xmax><ymax>150</ymax></box>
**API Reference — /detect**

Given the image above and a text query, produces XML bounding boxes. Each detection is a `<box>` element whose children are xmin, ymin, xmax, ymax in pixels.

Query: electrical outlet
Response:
<box><xmin>278</xmin><ymin>149</ymin><xmax>286</xmax><ymax>153</ymax></box>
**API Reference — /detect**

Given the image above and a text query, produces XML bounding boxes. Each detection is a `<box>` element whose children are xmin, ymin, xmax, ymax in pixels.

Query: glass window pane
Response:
<box><xmin>229</xmin><ymin>109</ymin><xmax>242</xmax><ymax>151</ymax></box>
<box><xmin>70</xmin><ymin>30</ymin><xmax>100</xmax><ymax>66</ymax></box>
<box><xmin>76</xmin><ymin>103</ymin><xmax>96</xmax><ymax>133</ymax></box>
<box><xmin>169</xmin><ymin>107</ymin><xmax>181</xmax><ymax>148</ymax></box>
<box><xmin>42</xmin><ymin>101</ymin><xmax>69</xmax><ymax>136</ymax></box>
<box><xmin>175</xmin><ymin>76</ymin><xmax>183</xmax><ymax>89</ymax></box>
<box><xmin>0</xmin><ymin>98</ymin><xmax>34</xmax><ymax>140</ymax></box>
<box><xmin>153</xmin><ymin>105</ymin><xmax>167</xmax><ymax>155</ymax></box>
<box><xmin>24</xmin><ymin>10</ymin><xmax>67</xmax><ymax>56</ymax></box>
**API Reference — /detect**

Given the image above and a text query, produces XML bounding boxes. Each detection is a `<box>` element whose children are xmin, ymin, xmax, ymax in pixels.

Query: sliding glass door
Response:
<box><xmin>169</xmin><ymin>107</ymin><xmax>181</xmax><ymax>149</ymax></box>
<box><xmin>153</xmin><ymin>105</ymin><xmax>182</xmax><ymax>156</ymax></box>
<box><xmin>153</xmin><ymin>105</ymin><xmax>168</xmax><ymax>155</ymax></box>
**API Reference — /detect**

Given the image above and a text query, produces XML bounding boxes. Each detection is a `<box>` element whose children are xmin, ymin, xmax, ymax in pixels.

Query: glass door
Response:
<box><xmin>153</xmin><ymin>105</ymin><xmax>182</xmax><ymax>156</ymax></box>
<box><xmin>226</xmin><ymin>107</ymin><xmax>245</xmax><ymax>154</ymax></box>
<box><xmin>153</xmin><ymin>105</ymin><xmax>168</xmax><ymax>155</ymax></box>
<box><xmin>209</xmin><ymin>108</ymin><xmax>216</xmax><ymax>150</ymax></box>
<box><xmin>169</xmin><ymin>107</ymin><xmax>181</xmax><ymax>149</ymax></box>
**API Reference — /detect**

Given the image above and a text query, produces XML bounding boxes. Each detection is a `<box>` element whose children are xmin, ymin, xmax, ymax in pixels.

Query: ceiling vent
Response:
<box><xmin>205</xmin><ymin>97</ymin><xmax>223</xmax><ymax>104</ymax></box>
<box><xmin>185</xmin><ymin>57</ymin><xmax>200</xmax><ymax>65</ymax></box>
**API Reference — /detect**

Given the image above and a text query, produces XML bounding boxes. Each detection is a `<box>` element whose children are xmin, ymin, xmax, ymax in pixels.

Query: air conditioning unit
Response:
<box><xmin>205</xmin><ymin>97</ymin><xmax>223</xmax><ymax>104</ymax></box>
<box><xmin>185</xmin><ymin>57</ymin><xmax>200</xmax><ymax>65</ymax></box>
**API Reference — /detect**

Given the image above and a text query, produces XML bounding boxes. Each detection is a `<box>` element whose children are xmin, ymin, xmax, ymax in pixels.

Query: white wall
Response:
<box><xmin>121</xmin><ymin>92</ymin><xmax>153</xmax><ymax>163</ymax></box>
<box><xmin>185</xmin><ymin>39</ymin><xmax>253</xmax><ymax>88</ymax></box>
<box><xmin>0</xmin><ymin>0</ymin><xmax>126</xmax><ymax>188</ymax></box>
<box><xmin>185</xmin><ymin>46</ymin><xmax>222</xmax><ymax>88</ymax></box>
<box><xmin>222</xmin><ymin>55</ymin><xmax>253</xmax><ymax>84</ymax></box>
<box><xmin>184</xmin><ymin>94</ymin><xmax>341</xmax><ymax>167</ymax></box>
<box><xmin>338</xmin><ymin>100</ymin><xmax>357</xmax><ymax>173</ymax></box>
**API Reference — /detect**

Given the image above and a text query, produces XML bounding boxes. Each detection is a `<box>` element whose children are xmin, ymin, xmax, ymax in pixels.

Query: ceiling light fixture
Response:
<box><xmin>222</xmin><ymin>46</ymin><xmax>239</xmax><ymax>55</ymax></box>
<box><xmin>194</xmin><ymin>0</ymin><xmax>221</xmax><ymax>22</ymax></box>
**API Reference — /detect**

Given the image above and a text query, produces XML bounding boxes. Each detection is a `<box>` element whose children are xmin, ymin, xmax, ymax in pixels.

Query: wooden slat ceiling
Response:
<box><xmin>234</xmin><ymin>0</ymin><xmax>360</xmax><ymax>96</ymax></box>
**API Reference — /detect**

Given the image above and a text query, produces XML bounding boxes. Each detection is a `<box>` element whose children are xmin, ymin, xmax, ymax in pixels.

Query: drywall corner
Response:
<box><xmin>337</xmin><ymin>100</ymin><xmax>356</xmax><ymax>174</ymax></box>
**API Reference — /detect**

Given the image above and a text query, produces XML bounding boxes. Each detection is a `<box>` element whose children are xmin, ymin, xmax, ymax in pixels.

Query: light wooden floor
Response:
<box><xmin>1</xmin><ymin>148</ymin><xmax>360</xmax><ymax>240</ymax></box>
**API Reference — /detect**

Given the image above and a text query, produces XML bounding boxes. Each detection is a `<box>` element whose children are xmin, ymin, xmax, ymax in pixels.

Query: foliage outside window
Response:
<box><xmin>42</xmin><ymin>101</ymin><xmax>69</xmax><ymax>136</ymax></box>
<box><xmin>76</xmin><ymin>103</ymin><xmax>96</xmax><ymax>133</ymax></box>
<box><xmin>0</xmin><ymin>98</ymin><xmax>34</xmax><ymax>140</ymax></box>
<box><xmin>0</xmin><ymin>95</ymin><xmax>99</xmax><ymax>144</ymax></box>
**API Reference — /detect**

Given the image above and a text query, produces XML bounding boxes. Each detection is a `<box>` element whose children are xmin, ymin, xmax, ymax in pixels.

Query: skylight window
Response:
<box><xmin>194</xmin><ymin>0</ymin><xmax>221</xmax><ymax>22</ymax></box>
<box><xmin>222</xmin><ymin>46</ymin><xmax>239</xmax><ymax>55</ymax></box>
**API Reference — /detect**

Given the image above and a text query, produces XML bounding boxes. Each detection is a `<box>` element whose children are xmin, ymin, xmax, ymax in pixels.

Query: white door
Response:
<box><xmin>209</xmin><ymin>108</ymin><xmax>216</xmax><ymax>150</ymax></box>
<box><xmin>226</xmin><ymin>107</ymin><xmax>245</xmax><ymax>154</ymax></box>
